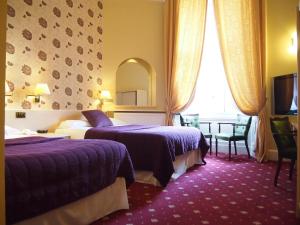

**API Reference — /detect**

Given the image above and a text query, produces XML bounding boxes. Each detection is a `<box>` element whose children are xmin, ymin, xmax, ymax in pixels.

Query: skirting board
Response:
<box><xmin>210</xmin><ymin>140</ymin><xmax>255</xmax><ymax>157</ymax></box>
<box><xmin>214</xmin><ymin>147</ymin><xmax>287</xmax><ymax>162</ymax></box>
<box><xmin>267</xmin><ymin>149</ymin><xmax>292</xmax><ymax>162</ymax></box>
<box><xmin>268</xmin><ymin>149</ymin><xmax>278</xmax><ymax>161</ymax></box>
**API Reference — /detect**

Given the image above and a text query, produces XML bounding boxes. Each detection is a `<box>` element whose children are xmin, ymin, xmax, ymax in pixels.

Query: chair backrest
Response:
<box><xmin>270</xmin><ymin>117</ymin><xmax>296</xmax><ymax>153</ymax></box>
<box><xmin>180</xmin><ymin>113</ymin><xmax>200</xmax><ymax>128</ymax></box>
<box><xmin>235</xmin><ymin>115</ymin><xmax>252</xmax><ymax>137</ymax></box>
<box><xmin>173</xmin><ymin>113</ymin><xmax>182</xmax><ymax>126</ymax></box>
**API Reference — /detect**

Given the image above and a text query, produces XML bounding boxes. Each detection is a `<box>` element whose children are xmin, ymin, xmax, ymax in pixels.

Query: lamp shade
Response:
<box><xmin>5</xmin><ymin>81</ymin><xmax>10</xmax><ymax>93</ymax></box>
<box><xmin>100</xmin><ymin>90</ymin><xmax>112</xmax><ymax>100</ymax></box>
<box><xmin>34</xmin><ymin>83</ymin><xmax>50</xmax><ymax>95</ymax></box>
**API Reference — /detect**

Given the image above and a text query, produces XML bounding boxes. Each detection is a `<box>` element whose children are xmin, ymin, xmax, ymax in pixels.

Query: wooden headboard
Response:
<box><xmin>5</xmin><ymin>110</ymin><xmax>82</xmax><ymax>132</ymax></box>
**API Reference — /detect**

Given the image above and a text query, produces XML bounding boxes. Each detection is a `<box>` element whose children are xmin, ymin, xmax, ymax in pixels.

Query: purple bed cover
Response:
<box><xmin>85</xmin><ymin>125</ymin><xmax>209</xmax><ymax>187</ymax></box>
<box><xmin>5</xmin><ymin>137</ymin><xmax>134</xmax><ymax>225</ymax></box>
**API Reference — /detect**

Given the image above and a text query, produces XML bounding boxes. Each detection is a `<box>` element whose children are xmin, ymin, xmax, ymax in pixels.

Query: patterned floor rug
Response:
<box><xmin>92</xmin><ymin>154</ymin><xmax>299</xmax><ymax>225</ymax></box>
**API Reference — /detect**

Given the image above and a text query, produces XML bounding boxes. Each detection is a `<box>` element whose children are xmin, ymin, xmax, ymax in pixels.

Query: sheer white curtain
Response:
<box><xmin>184</xmin><ymin>0</ymin><xmax>258</xmax><ymax>155</ymax></box>
<box><xmin>185</xmin><ymin>0</ymin><xmax>240</xmax><ymax>117</ymax></box>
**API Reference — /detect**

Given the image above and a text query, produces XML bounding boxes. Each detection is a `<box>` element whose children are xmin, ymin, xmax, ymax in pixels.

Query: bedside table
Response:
<box><xmin>37</xmin><ymin>133</ymin><xmax>71</xmax><ymax>139</ymax></box>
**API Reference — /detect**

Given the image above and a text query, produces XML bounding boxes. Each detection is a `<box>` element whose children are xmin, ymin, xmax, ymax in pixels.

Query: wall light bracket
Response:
<box><xmin>26</xmin><ymin>94</ymin><xmax>41</xmax><ymax>103</ymax></box>
<box><xmin>26</xmin><ymin>83</ymin><xmax>50</xmax><ymax>103</ymax></box>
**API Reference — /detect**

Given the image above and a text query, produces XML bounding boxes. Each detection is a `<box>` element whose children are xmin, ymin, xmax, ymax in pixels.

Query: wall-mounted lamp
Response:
<box><xmin>5</xmin><ymin>81</ymin><xmax>12</xmax><ymax>96</ymax></box>
<box><xmin>127</xmin><ymin>59</ymin><xmax>138</xmax><ymax>63</ymax></box>
<box><xmin>288</xmin><ymin>32</ymin><xmax>297</xmax><ymax>54</ymax></box>
<box><xmin>95</xmin><ymin>90</ymin><xmax>113</xmax><ymax>109</ymax></box>
<box><xmin>100</xmin><ymin>90</ymin><xmax>112</xmax><ymax>100</ymax></box>
<box><xmin>27</xmin><ymin>83</ymin><xmax>50</xmax><ymax>103</ymax></box>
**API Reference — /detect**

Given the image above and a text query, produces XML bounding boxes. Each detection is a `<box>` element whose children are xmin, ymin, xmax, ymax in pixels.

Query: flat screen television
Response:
<box><xmin>272</xmin><ymin>73</ymin><xmax>298</xmax><ymax>115</ymax></box>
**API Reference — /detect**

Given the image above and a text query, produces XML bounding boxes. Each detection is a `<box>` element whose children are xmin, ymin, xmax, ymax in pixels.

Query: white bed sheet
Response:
<box><xmin>135</xmin><ymin>149</ymin><xmax>202</xmax><ymax>186</ymax></box>
<box><xmin>55</xmin><ymin>127</ymin><xmax>90</xmax><ymax>139</ymax></box>
<box><xmin>5</xmin><ymin>134</ymin><xmax>31</xmax><ymax>139</ymax></box>
<box><xmin>14</xmin><ymin>177</ymin><xmax>128</xmax><ymax>225</ymax></box>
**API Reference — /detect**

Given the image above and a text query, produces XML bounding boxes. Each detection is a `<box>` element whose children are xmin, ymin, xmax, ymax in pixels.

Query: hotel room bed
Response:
<box><xmin>84</xmin><ymin>125</ymin><xmax>209</xmax><ymax>187</ymax></box>
<box><xmin>56</xmin><ymin>118</ymin><xmax>209</xmax><ymax>187</ymax></box>
<box><xmin>5</xmin><ymin>136</ymin><xmax>134</xmax><ymax>225</ymax></box>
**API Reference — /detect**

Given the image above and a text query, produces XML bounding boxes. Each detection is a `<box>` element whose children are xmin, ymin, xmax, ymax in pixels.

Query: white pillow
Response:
<box><xmin>5</xmin><ymin>125</ymin><xmax>23</xmax><ymax>135</ymax></box>
<box><xmin>110</xmin><ymin>118</ymin><xmax>128</xmax><ymax>126</ymax></box>
<box><xmin>57</xmin><ymin>120</ymin><xmax>91</xmax><ymax>129</ymax></box>
<box><xmin>80</xmin><ymin>115</ymin><xmax>88</xmax><ymax>121</ymax></box>
<box><xmin>21</xmin><ymin>129</ymin><xmax>37</xmax><ymax>135</ymax></box>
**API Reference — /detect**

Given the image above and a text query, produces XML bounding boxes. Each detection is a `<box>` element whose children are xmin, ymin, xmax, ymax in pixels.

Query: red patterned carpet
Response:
<box><xmin>93</xmin><ymin>154</ymin><xmax>299</xmax><ymax>225</ymax></box>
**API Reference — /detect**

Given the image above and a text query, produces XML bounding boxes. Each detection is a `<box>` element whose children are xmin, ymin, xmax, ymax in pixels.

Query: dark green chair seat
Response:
<box><xmin>270</xmin><ymin>117</ymin><xmax>297</xmax><ymax>186</ymax></box>
<box><xmin>215</xmin><ymin>116</ymin><xmax>252</xmax><ymax>160</ymax></box>
<box><xmin>215</xmin><ymin>133</ymin><xmax>245</xmax><ymax>140</ymax></box>
<box><xmin>199</xmin><ymin>122</ymin><xmax>213</xmax><ymax>139</ymax></box>
<box><xmin>202</xmin><ymin>132</ymin><xmax>213</xmax><ymax>138</ymax></box>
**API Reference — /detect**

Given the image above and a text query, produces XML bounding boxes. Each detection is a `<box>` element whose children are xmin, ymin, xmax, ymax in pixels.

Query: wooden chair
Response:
<box><xmin>173</xmin><ymin>113</ymin><xmax>183</xmax><ymax>126</ymax></box>
<box><xmin>215</xmin><ymin>116</ymin><xmax>252</xmax><ymax>160</ymax></box>
<box><xmin>270</xmin><ymin>117</ymin><xmax>297</xmax><ymax>186</ymax></box>
<box><xmin>198</xmin><ymin>122</ymin><xmax>212</xmax><ymax>155</ymax></box>
<box><xmin>179</xmin><ymin>114</ymin><xmax>213</xmax><ymax>154</ymax></box>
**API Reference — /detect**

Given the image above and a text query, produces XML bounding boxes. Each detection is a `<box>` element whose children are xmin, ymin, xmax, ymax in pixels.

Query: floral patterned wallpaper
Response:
<box><xmin>5</xmin><ymin>0</ymin><xmax>103</xmax><ymax>110</ymax></box>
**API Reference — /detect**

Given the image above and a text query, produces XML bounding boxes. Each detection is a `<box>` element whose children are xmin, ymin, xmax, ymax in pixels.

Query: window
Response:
<box><xmin>185</xmin><ymin>0</ymin><xmax>240</xmax><ymax>118</ymax></box>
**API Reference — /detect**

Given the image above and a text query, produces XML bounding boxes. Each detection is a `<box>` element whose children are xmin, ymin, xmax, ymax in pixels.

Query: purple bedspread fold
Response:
<box><xmin>5</xmin><ymin>137</ymin><xmax>134</xmax><ymax>225</ymax></box>
<box><xmin>85</xmin><ymin>125</ymin><xmax>209</xmax><ymax>186</ymax></box>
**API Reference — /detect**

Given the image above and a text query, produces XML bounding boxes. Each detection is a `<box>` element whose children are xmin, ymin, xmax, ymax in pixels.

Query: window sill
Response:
<box><xmin>198</xmin><ymin>113</ymin><xmax>241</xmax><ymax>121</ymax></box>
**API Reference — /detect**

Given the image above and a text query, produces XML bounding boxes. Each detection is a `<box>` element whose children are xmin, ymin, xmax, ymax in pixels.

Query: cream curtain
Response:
<box><xmin>165</xmin><ymin>0</ymin><xmax>207</xmax><ymax>125</ymax></box>
<box><xmin>213</xmin><ymin>0</ymin><xmax>267</xmax><ymax>161</ymax></box>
